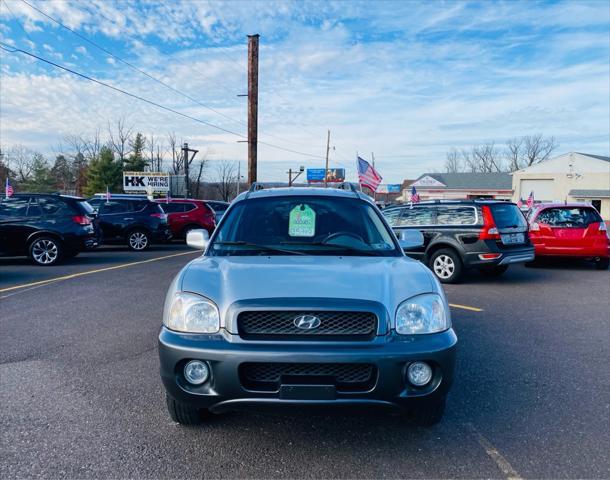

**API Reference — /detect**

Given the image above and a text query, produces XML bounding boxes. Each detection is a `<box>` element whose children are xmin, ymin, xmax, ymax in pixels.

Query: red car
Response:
<box><xmin>527</xmin><ymin>203</ymin><xmax>609</xmax><ymax>269</ymax></box>
<box><xmin>156</xmin><ymin>199</ymin><xmax>216</xmax><ymax>239</ymax></box>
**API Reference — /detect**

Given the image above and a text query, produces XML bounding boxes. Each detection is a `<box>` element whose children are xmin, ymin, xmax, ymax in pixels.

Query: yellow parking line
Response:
<box><xmin>449</xmin><ymin>303</ymin><xmax>483</xmax><ymax>312</ymax></box>
<box><xmin>0</xmin><ymin>251</ymin><xmax>198</xmax><ymax>294</ymax></box>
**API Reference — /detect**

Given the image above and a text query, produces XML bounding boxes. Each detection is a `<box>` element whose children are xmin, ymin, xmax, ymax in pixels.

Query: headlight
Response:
<box><xmin>395</xmin><ymin>293</ymin><xmax>450</xmax><ymax>334</ymax></box>
<box><xmin>164</xmin><ymin>292</ymin><xmax>220</xmax><ymax>333</ymax></box>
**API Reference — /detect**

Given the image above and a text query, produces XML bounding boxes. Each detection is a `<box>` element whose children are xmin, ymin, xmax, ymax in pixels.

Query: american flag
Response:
<box><xmin>409</xmin><ymin>185</ymin><xmax>420</xmax><ymax>209</ymax></box>
<box><xmin>517</xmin><ymin>199</ymin><xmax>523</xmax><ymax>208</ymax></box>
<box><xmin>5</xmin><ymin>177</ymin><xmax>13</xmax><ymax>198</ymax></box>
<box><xmin>526</xmin><ymin>191</ymin><xmax>534</xmax><ymax>209</ymax></box>
<box><xmin>357</xmin><ymin>156</ymin><xmax>382</xmax><ymax>192</ymax></box>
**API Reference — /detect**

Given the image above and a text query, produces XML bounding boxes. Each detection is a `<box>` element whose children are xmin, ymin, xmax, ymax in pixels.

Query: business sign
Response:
<box><xmin>412</xmin><ymin>175</ymin><xmax>445</xmax><ymax>188</ymax></box>
<box><xmin>123</xmin><ymin>172</ymin><xmax>170</xmax><ymax>192</ymax></box>
<box><xmin>307</xmin><ymin>168</ymin><xmax>345</xmax><ymax>183</ymax></box>
<box><xmin>377</xmin><ymin>184</ymin><xmax>401</xmax><ymax>194</ymax></box>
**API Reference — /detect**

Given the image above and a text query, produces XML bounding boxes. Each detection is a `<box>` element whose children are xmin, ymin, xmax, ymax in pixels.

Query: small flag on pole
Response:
<box><xmin>526</xmin><ymin>191</ymin><xmax>534</xmax><ymax>209</ymax></box>
<box><xmin>357</xmin><ymin>156</ymin><xmax>382</xmax><ymax>192</ymax></box>
<box><xmin>409</xmin><ymin>185</ymin><xmax>420</xmax><ymax>209</ymax></box>
<box><xmin>5</xmin><ymin>177</ymin><xmax>14</xmax><ymax>198</ymax></box>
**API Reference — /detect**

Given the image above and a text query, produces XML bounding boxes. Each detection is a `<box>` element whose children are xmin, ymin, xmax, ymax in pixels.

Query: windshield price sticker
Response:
<box><xmin>289</xmin><ymin>204</ymin><xmax>316</xmax><ymax>237</ymax></box>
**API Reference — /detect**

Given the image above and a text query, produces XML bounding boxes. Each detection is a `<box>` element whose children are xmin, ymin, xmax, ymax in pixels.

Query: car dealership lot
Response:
<box><xmin>1</xmin><ymin>246</ymin><xmax>608</xmax><ymax>479</ymax></box>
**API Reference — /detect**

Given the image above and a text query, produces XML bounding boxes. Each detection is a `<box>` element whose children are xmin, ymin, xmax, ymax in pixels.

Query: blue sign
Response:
<box><xmin>387</xmin><ymin>184</ymin><xmax>401</xmax><ymax>193</ymax></box>
<box><xmin>307</xmin><ymin>168</ymin><xmax>345</xmax><ymax>183</ymax></box>
<box><xmin>307</xmin><ymin>169</ymin><xmax>326</xmax><ymax>182</ymax></box>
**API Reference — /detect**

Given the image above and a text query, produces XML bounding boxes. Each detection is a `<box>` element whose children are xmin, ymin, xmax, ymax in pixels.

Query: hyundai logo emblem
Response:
<box><xmin>294</xmin><ymin>314</ymin><xmax>321</xmax><ymax>330</ymax></box>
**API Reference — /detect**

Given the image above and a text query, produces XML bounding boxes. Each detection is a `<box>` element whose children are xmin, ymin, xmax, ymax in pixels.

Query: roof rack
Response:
<box><xmin>244</xmin><ymin>182</ymin><xmax>264</xmax><ymax>200</ymax></box>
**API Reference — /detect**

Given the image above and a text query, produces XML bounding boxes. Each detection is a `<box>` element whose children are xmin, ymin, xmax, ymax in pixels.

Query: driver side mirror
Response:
<box><xmin>186</xmin><ymin>229</ymin><xmax>209</xmax><ymax>250</ymax></box>
<box><xmin>398</xmin><ymin>229</ymin><xmax>424</xmax><ymax>250</ymax></box>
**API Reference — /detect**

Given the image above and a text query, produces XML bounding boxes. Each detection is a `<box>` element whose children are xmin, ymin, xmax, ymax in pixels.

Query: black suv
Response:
<box><xmin>383</xmin><ymin>200</ymin><xmax>534</xmax><ymax>283</ymax></box>
<box><xmin>0</xmin><ymin>194</ymin><xmax>98</xmax><ymax>265</ymax></box>
<box><xmin>88</xmin><ymin>196</ymin><xmax>172</xmax><ymax>251</ymax></box>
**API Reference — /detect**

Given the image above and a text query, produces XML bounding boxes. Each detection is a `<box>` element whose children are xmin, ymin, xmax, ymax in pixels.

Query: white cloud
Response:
<box><xmin>0</xmin><ymin>0</ymin><xmax>608</xmax><ymax>182</ymax></box>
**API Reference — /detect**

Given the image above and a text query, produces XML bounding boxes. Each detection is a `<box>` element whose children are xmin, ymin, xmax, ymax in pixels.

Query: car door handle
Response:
<box><xmin>180</xmin><ymin>215</ymin><xmax>189</xmax><ymax>218</ymax></box>
<box><xmin>123</xmin><ymin>217</ymin><xmax>134</xmax><ymax>220</ymax></box>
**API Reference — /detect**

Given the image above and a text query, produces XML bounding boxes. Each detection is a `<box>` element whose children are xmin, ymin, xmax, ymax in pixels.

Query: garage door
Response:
<box><xmin>520</xmin><ymin>179</ymin><xmax>554</xmax><ymax>201</ymax></box>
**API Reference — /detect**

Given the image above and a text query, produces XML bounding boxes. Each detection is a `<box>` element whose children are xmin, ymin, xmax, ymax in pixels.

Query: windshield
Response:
<box><xmin>489</xmin><ymin>203</ymin><xmax>528</xmax><ymax>229</ymax></box>
<box><xmin>210</xmin><ymin>195</ymin><xmax>400</xmax><ymax>256</ymax></box>
<box><xmin>536</xmin><ymin>207</ymin><xmax>601</xmax><ymax>227</ymax></box>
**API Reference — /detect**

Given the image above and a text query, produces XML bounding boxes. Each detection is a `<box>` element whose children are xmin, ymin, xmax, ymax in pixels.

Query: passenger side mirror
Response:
<box><xmin>186</xmin><ymin>229</ymin><xmax>209</xmax><ymax>250</ymax></box>
<box><xmin>398</xmin><ymin>230</ymin><xmax>424</xmax><ymax>250</ymax></box>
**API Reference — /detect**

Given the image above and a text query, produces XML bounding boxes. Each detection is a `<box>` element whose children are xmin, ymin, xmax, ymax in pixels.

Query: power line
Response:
<box><xmin>18</xmin><ymin>0</ymin><xmax>248</xmax><ymax>132</ymax></box>
<box><xmin>22</xmin><ymin>0</ymin><xmax>326</xmax><ymax>153</ymax></box>
<box><xmin>0</xmin><ymin>42</ymin><xmax>325</xmax><ymax>160</ymax></box>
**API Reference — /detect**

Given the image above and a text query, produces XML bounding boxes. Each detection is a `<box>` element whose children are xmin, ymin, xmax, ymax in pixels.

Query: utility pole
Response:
<box><xmin>287</xmin><ymin>166</ymin><xmax>305</xmax><ymax>186</ymax></box>
<box><xmin>236</xmin><ymin>162</ymin><xmax>241</xmax><ymax>196</ymax></box>
<box><xmin>247</xmin><ymin>34</ymin><xmax>259</xmax><ymax>185</ymax></box>
<box><xmin>181</xmin><ymin>143</ymin><xmax>199</xmax><ymax>198</ymax></box>
<box><xmin>324</xmin><ymin>129</ymin><xmax>331</xmax><ymax>188</ymax></box>
<box><xmin>371</xmin><ymin>152</ymin><xmax>375</xmax><ymax>168</ymax></box>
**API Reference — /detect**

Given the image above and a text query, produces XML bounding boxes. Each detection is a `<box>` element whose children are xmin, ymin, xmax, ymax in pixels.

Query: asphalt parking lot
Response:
<box><xmin>1</xmin><ymin>245</ymin><xmax>609</xmax><ymax>479</ymax></box>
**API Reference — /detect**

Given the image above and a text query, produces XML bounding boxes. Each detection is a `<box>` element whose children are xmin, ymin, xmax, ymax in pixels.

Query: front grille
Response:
<box><xmin>237</xmin><ymin>310</ymin><xmax>377</xmax><ymax>340</ymax></box>
<box><xmin>240</xmin><ymin>362</ymin><xmax>376</xmax><ymax>392</ymax></box>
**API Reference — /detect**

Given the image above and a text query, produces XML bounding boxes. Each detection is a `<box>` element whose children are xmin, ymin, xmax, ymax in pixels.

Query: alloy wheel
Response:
<box><xmin>31</xmin><ymin>239</ymin><xmax>59</xmax><ymax>265</ymax></box>
<box><xmin>433</xmin><ymin>254</ymin><xmax>455</xmax><ymax>280</ymax></box>
<box><xmin>129</xmin><ymin>232</ymin><xmax>149</xmax><ymax>250</ymax></box>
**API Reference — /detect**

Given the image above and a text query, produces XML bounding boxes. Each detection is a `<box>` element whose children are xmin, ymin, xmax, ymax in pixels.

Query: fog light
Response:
<box><xmin>407</xmin><ymin>362</ymin><xmax>433</xmax><ymax>387</ymax></box>
<box><xmin>183</xmin><ymin>360</ymin><xmax>209</xmax><ymax>385</ymax></box>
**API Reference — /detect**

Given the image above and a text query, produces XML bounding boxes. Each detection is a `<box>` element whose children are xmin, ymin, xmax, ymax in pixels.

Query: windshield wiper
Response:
<box><xmin>281</xmin><ymin>241</ymin><xmax>382</xmax><ymax>256</ymax></box>
<box><xmin>213</xmin><ymin>241</ymin><xmax>305</xmax><ymax>255</ymax></box>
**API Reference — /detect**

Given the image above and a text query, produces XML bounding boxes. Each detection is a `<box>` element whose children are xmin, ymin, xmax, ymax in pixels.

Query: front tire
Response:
<box><xmin>429</xmin><ymin>249</ymin><xmax>463</xmax><ymax>283</ymax></box>
<box><xmin>29</xmin><ymin>236</ymin><xmax>62</xmax><ymax>266</ymax></box>
<box><xmin>166</xmin><ymin>394</ymin><xmax>207</xmax><ymax>425</ymax></box>
<box><xmin>127</xmin><ymin>229</ymin><xmax>150</xmax><ymax>251</ymax></box>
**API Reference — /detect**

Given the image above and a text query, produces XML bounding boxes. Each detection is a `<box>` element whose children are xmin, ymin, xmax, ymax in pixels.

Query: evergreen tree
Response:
<box><xmin>24</xmin><ymin>154</ymin><xmax>54</xmax><ymax>192</ymax></box>
<box><xmin>83</xmin><ymin>147</ymin><xmax>122</xmax><ymax>196</ymax></box>
<box><xmin>124</xmin><ymin>133</ymin><xmax>148</xmax><ymax>171</ymax></box>
<box><xmin>51</xmin><ymin>154</ymin><xmax>74</xmax><ymax>193</ymax></box>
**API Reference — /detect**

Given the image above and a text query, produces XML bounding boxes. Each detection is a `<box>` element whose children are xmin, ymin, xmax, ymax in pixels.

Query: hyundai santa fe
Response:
<box><xmin>159</xmin><ymin>185</ymin><xmax>457</xmax><ymax>426</ymax></box>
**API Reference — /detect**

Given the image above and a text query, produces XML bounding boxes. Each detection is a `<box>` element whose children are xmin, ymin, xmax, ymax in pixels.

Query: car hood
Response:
<box><xmin>179</xmin><ymin>255</ymin><xmax>438</xmax><ymax>328</ymax></box>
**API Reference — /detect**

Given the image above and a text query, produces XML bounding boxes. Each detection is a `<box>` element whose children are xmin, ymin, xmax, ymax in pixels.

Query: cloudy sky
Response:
<box><xmin>0</xmin><ymin>0</ymin><xmax>608</xmax><ymax>183</ymax></box>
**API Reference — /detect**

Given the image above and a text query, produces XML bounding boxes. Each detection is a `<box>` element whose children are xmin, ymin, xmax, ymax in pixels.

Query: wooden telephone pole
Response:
<box><xmin>247</xmin><ymin>34</ymin><xmax>259</xmax><ymax>185</ymax></box>
<box><xmin>324</xmin><ymin>129</ymin><xmax>331</xmax><ymax>188</ymax></box>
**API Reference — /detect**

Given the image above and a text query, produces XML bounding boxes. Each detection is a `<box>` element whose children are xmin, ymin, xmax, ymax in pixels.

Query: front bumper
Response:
<box><xmin>152</xmin><ymin>227</ymin><xmax>173</xmax><ymax>243</ymax></box>
<box><xmin>159</xmin><ymin>327</ymin><xmax>457</xmax><ymax>413</ymax></box>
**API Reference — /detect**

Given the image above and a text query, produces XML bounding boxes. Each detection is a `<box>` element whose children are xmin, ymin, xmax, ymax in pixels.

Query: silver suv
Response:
<box><xmin>159</xmin><ymin>186</ymin><xmax>457</xmax><ymax>426</ymax></box>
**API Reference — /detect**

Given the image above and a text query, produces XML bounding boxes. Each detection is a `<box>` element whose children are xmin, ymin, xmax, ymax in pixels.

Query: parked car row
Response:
<box><xmin>0</xmin><ymin>193</ymin><xmax>223</xmax><ymax>266</ymax></box>
<box><xmin>382</xmin><ymin>200</ymin><xmax>608</xmax><ymax>282</ymax></box>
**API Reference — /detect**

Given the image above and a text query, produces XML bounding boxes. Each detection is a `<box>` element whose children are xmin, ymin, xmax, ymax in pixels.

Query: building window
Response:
<box><xmin>591</xmin><ymin>200</ymin><xmax>602</xmax><ymax>213</ymax></box>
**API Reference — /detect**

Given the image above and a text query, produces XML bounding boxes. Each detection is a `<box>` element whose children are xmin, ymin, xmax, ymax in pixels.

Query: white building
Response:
<box><xmin>400</xmin><ymin>173</ymin><xmax>513</xmax><ymax>202</ymax></box>
<box><xmin>511</xmin><ymin>152</ymin><xmax>610</xmax><ymax>220</ymax></box>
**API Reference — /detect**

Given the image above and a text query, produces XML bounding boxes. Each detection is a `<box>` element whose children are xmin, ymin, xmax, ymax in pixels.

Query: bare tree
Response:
<box><xmin>213</xmin><ymin>160</ymin><xmax>238</xmax><ymax>202</ymax></box>
<box><xmin>522</xmin><ymin>134</ymin><xmax>558</xmax><ymax>167</ymax></box>
<box><xmin>468</xmin><ymin>143</ymin><xmax>503</xmax><ymax>173</ymax></box>
<box><xmin>167</xmin><ymin>133</ymin><xmax>183</xmax><ymax>175</ymax></box>
<box><xmin>5</xmin><ymin>145</ymin><xmax>36</xmax><ymax>183</ymax></box>
<box><xmin>444</xmin><ymin>148</ymin><xmax>462</xmax><ymax>173</ymax></box>
<box><xmin>147</xmin><ymin>135</ymin><xmax>165</xmax><ymax>172</ymax></box>
<box><xmin>505</xmin><ymin>137</ymin><xmax>523</xmax><ymax>172</ymax></box>
<box><xmin>107</xmin><ymin>118</ymin><xmax>134</xmax><ymax>163</ymax></box>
